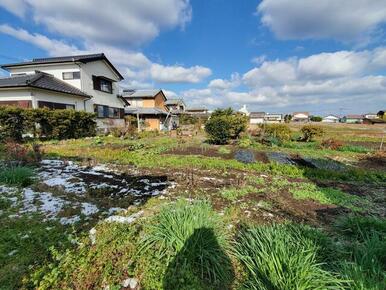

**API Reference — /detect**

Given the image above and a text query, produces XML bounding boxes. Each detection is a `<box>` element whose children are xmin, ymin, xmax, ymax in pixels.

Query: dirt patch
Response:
<box><xmin>357</xmin><ymin>152</ymin><xmax>386</xmax><ymax>171</ymax></box>
<box><xmin>164</xmin><ymin>146</ymin><xmax>270</xmax><ymax>163</ymax></box>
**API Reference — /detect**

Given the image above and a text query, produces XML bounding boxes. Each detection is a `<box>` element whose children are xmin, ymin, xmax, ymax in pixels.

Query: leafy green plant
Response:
<box><xmin>237</xmin><ymin>136</ymin><xmax>253</xmax><ymax>148</ymax></box>
<box><xmin>220</xmin><ymin>186</ymin><xmax>255</xmax><ymax>201</ymax></box>
<box><xmin>218</xmin><ymin>146</ymin><xmax>231</xmax><ymax>155</ymax></box>
<box><xmin>0</xmin><ymin>166</ymin><xmax>34</xmax><ymax>186</ymax></box>
<box><xmin>263</xmin><ymin>124</ymin><xmax>291</xmax><ymax>143</ymax></box>
<box><xmin>141</xmin><ymin>200</ymin><xmax>234</xmax><ymax>289</ymax></box>
<box><xmin>300</xmin><ymin>125</ymin><xmax>325</xmax><ymax>142</ymax></box>
<box><xmin>205</xmin><ymin>108</ymin><xmax>248</xmax><ymax>144</ymax></box>
<box><xmin>233</xmin><ymin>223</ymin><xmax>346</xmax><ymax>290</ymax></box>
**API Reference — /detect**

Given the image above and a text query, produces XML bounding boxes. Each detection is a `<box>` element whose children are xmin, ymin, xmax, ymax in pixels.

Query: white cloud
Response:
<box><xmin>251</xmin><ymin>55</ymin><xmax>267</xmax><ymax>65</ymax></box>
<box><xmin>150</xmin><ymin>64</ymin><xmax>211</xmax><ymax>83</ymax></box>
<box><xmin>208</xmin><ymin>73</ymin><xmax>240</xmax><ymax>90</ymax></box>
<box><xmin>258</xmin><ymin>0</ymin><xmax>386</xmax><ymax>43</ymax></box>
<box><xmin>1</xmin><ymin>0</ymin><xmax>192</xmax><ymax>47</ymax></box>
<box><xmin>0</xmin><ymin>24</ymin><xmax>211</xmax><ymax>86</ymax></box>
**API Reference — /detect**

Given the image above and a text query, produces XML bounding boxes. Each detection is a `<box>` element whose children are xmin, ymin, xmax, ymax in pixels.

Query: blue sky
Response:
<box><xmin>0</xmin><ymin>0</ymin><xmax>386</xmax><ymax>115</ymax></box>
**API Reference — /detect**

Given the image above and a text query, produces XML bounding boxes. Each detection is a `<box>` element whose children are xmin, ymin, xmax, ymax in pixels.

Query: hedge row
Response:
<box><xmin>0</xmin><ymin>106</ymin><xmax>96</xmax><ymax>141</ymax></box>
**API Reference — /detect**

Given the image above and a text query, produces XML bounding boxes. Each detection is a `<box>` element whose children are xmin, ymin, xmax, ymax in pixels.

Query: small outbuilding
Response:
<box><xmin>322</xmin><ymin>115</ymin><xmax>340</xmax><ymax>123</ymax></box>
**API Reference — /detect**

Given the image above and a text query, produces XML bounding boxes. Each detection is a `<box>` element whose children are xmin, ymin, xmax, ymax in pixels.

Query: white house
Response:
<box><xmin>264</xmin><ymin>113</ymin><xmax>283</xmax><ymax>123</ymax></box>
<box><xmin>249</xmin><ymin>112</ymin><xmax>265</xmax><ymax>124</ymax></box>
<box><xmin>0</xmin><ymin>53</ymin><xmax>127</xmax><ymax>129</ymax></box>
<box><xmin>292</xmin><ymin>112</ymin><xmax>310</xmax><ymax>122</ymax></box>
<box><xmin>322</xmin><ymin>115</ymin><xmax>340</xmax><ymax>123</ymax></box>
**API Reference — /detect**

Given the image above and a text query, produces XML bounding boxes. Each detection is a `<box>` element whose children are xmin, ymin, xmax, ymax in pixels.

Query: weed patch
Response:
<box><xmin>0</xmin><ymin>166</ymin><xmax>35</xmax><ymax>187</ymax></box>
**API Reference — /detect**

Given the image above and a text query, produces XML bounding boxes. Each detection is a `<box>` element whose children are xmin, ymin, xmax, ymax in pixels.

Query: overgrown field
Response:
<box><xmin>0</xmin><ymin>123</ymin><xmax>385</xmax><ymax>289</ymax></box>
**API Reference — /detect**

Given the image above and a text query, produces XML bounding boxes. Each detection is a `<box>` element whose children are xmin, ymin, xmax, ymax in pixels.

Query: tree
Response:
<box><xmin>310</xmin><ymin>116</ymin><xmax>322</xmax><ymax>122</ymax></box>
<box><xmin>300</xmin><ymin>125</ymin><xmax>324</xmax><ymax>142</ymax></box>
<box><xmin>284</xmin><ymin>114</ymin><xmax>292</xmax><ymax>123</ymax></box>
<box><xmin>205</xmin><ymin>108</ymin><xmax>248</xmax><ymax>144</ymax></box>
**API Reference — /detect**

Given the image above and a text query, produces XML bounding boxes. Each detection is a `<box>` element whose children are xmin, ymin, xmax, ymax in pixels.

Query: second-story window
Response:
<box><xmin>62</xmin><ymin>71</ymin><xmax>80</xmax><ymax>80</ymax></box>
<box><xmin>92</xmin><ymin>76</ymin><xmax>113</xmax><ymax>94</ymax></box>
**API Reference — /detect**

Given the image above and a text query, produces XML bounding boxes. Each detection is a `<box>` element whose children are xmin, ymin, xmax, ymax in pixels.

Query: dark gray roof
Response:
<box><xmin>123</xmin><ymin>89</ymin><xmax>162</xmax><ymax>98</ymax></box>
<box><xmin>165</xmin><ymin>98</ymin><xmax>185</xmax><ymax>106</ymax></box>
<box><xmin>124</xmin><ymin>107</ymin><xmax>169</xmax><ymax>115</ymax></box>
<box><xmin>0</xmin><ymin>72</ymin><xmax>90</xmax><ymax>98</ymax></box>
<box><xmin>1</xmin><ymin>53</ymin><xmax>124</xmax><ymax>80</ymax></box>
<box><xmin>250</xmin><ymin>112</ymin><xmax>265</xmax><ymax>118</ymax></box>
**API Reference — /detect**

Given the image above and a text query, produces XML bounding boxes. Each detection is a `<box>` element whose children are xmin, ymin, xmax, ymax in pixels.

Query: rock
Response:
<box><xmin>122</xmin><ymin>278</ymin><xmax>138</xmax><ymax>289</ymax></box>
<box><xmin>89</xmin><ymin>227</ymin><xmax>97</xmax><ymax>245</ymax></box>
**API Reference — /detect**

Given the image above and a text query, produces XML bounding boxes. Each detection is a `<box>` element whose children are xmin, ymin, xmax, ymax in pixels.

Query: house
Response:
<box><xmin>123</xmin><ymin>89</ymin><xmax>174</xmax><ymax>130</ymax></box>
<box><xmin>264</xmin><ymin>113</ymin><xmax>283</xmax><ymax>123</ymax></box>
<box><xmin>364</xmin><ymin>113</ymin><xmax>379</xmax><ymax>120</ymax></box>
<box><xmin>0</xmin><ymin>53</ymin><xmax>126</xmax><ymax>129</ymax></box>
<box><xmin>342</xmin><ymin>115</ymin><xmax>363</xmax><ymax>124</ymax></box>
<box><xmin>322</xmin><ymin>115</ymin><xmax>340</xmax><ymax>123</ymax></box>
<box><xmin>165</xmin><ymin>98</ymin><xmax>186</xmax><ymax>114</ymax></box>
<box><xmin>292</xmin><ymin>112</ymin><xmax>310</xmax><ymax>122</ymax></box>
<box><xmin>185</xmin><ymin>107</ymin><xmax>208</xmax><ymax>115</ymax></box>
<box><xmin>249</xmin><ymin>112</ymin><xmax>265</xmax><ymax>124</ymax></box>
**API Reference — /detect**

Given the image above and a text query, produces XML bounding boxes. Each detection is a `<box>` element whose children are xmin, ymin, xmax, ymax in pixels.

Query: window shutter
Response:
<box><xmin>92</xmin><ymin>76</ymin><xmax>99</xmax><ymax>90</ymax></box>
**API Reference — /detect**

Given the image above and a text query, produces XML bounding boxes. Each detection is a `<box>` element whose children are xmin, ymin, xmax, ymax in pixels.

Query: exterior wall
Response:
<box><xmin>96</xmin><ymin>118</ymin><xmax>125</xmax><ymax>130</ymax></box>
<box><xmin>250</xmin><ymin>118</ymin><xmax>264</xmax><ymax>124</ymax></box>
<box><xmin>143</xmin><ymin>99</ymin><xmax>155</xmax><ymax>108</ymax></box>
<box><xmin>31</xmin><ymin>89</ymin><xmax>85</xmax><ymax>110</ymax></box>
<box><xmin>154</xmin><ymin>92</ymin><xmax>166</xmax><ymax>109</ymax></box>
<box><xmin>0</xmin><ymin>89</ymin><xmax>33</xmax><ymax>102</ymax></box>
<box><xmin>8</xmin><ymin>63</ymin><xmax>82</xmax><ymax>90</ymax></box>
<box><xmin>144</xmin><ymin>117</ymin><xmax>160</xmax><ymax>130</ymax></box>
<box><xmin>80</xmin><ymin>61</ymin><xmax>124</xmax><ymax>112</ymax></box>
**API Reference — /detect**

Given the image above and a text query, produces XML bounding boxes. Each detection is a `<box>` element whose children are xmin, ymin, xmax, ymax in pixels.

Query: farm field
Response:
<box><xmin>0</xmin><ymin>123</ymin><xmax>385</xmax><ymax>290</ymax></box>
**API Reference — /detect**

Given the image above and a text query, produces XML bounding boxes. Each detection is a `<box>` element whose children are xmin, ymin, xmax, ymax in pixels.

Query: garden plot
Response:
<box><xmin>2</xmin><ymin>160</ymin><xmax>175</xmax><ymax>225</ymax></box>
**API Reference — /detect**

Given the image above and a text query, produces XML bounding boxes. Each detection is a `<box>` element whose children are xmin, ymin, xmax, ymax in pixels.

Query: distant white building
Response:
<box><xmin>292</xmin><ymin>112</ymin><xmax>310</xmax><ymax>122</ymax></box>
<box><xmin>322</xmin><ymin>115</ymin><xmax>340</xmax><ymax>123</ymax></box>
<box><xmin>364</xmin><ymin>113</ymin><xmax>379</xmax><ymax>119</ymax></box>
<box><xmin>238</xmin><ymin>105</ymin><xmax>250</xmax><ymax>116</ymax></box>
<box><xmin>249</xmin><ymin>112</ymin><xmax>265</xmax><ymax>124</ymax></box>
<box><xmin>264</xmin><ymin>113</ymin><xmax>283</xmax><ymax>123</ymax></box>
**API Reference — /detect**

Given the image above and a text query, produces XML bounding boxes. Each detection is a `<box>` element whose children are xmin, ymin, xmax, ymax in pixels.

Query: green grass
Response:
<box><xmin>335</xmin><ymin>215</ymin><xmax>386</xmax><ymax>241</ymax></box>
<box><xmin>220</xmin><ymin>185</ymin><xmax>255</xmax><ymax>201</ymax></box>
<box><xmin>0</xmin><ymin>215</ymin><xmax>70</xmax><ymax>290</ymax></box>
<box><xmin>141</xmin><ymin>200</ymin><xmax>234</xmax><ymax>289</ymax></box>
<box><xmin>218</xmin><ymin>146</ymin><xmax>231</xmax><ymax>154</ymax></box>
<box><xmin>290</xmin><ymin>183</ymin><xmax>366</xmax><ymax>211</ymax></box>
<box><xmin>233</xmin><ymin>223</ymin><xmax>347</xmax><ymax>290</ymax></box>
<box><xmin>0</xmin><ymin>166</ymin><xmax>35</xmax><ymax>187</ymax></box>
<box><xmin>338</xmin><ymin>145</ymin><xmax>370</xmax><ymax>153</ymax></box>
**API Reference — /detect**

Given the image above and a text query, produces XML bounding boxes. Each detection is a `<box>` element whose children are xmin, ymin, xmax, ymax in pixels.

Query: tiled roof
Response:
<box><xmin>0</xmin><ymin>72</ymin><xmax>90</xmax><ymax>98</ymax></box>
<box><xmin>250</xmin><ymin>112</ymin><xmax>265</xmax><ymax>118</ymax></box>
<box><xmin>123</xmin><ymin>89</ymin><xmax>161</xmax><ymax>98</ymax></box>
<box><xmin>165</xmin><ymin>98</ymin><xmax>184</xmax><ymax>105</ymax></box>
<box><xmin>124</xmin><ymin>107</ymin><xmax>169</xmax><ymax>115</ymax></box>
<box><xmin>1</xmin><ymin>53</ymin><xmax>124</xmax><ymax>80</ymax></box>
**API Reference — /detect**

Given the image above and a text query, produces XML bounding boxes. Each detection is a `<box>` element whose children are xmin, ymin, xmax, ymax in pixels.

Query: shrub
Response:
<box><xmin>300</xmin><ymin>124</ymin><xmax>325</xmax><ymax>142</ymax></box>
<box><xmin>0</xmin><ymin>166</ymin><xmax>35</xmax><ymax>186</ymax></box>
<box><xmin>321</xmin><ymin>138</ymin><xmax>344</xmax><ymax>150</ymax></box>
<box><xmin>205</xmin><ymin>108</ymin><xmax>248</xmax><ymax>144</ymax></box>
<box><xmin>141</xmin><ymin>200</ymin><xmax>234</xmax><ymax>289</ymax></box>
<box><xmin>237</xmin><ymin>136</ymin><xmax>253</xmax><ymax>148</ymax></box>
<box><xmin>263</xmin><ymin>124</ymin><xmax>291</xmax><ymax>143</ymax></box>
<box><xmin>0</xmin><ymin>106</ymin><xmax>96</xmax><ymax>141</ymax></box>
<box><xmin>233</xmin><ymin>223</ymin><xmax>346</xmax><ymax>290</ymax></box>
<box><xmin>310</xmin><ymin>116</ymin><xmax>322</xmax><ymax>122</ymax></box>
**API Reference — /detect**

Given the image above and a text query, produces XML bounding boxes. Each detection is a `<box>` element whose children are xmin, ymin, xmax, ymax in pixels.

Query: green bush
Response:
<box><xmin>263</xmin><ymin>123</ymin><xmax>291</xmax><ymax>143</ymax></box>
<box><xmin>205</xmin><ymin>108</ymin><xmax>248</xmax><ymax>144</ymax></box>
<box><xmin>233</xmin><ymin>223</ymin><xmax>346</xmax><ymax>290</ymax></box>
<box><xmin>0</xmin><ymin>106</ymin><xmax>96</xmax><ymax>141</ymax></box>
<box><xmin>237</xmin><ymin>136</ymin><xmax>253</xmax><ymax>148</ymax></box>
<box><xmin>300</xmin><ymin>124</ymin><xmax>325</xmax><ymax>142</ymax></box>
<box><xmin>141</xmin><ymin>200</ymin><xmax>234</xmax><ymax>289</ymax></box>
<box><xmin>0</xmin><ymin>166</ymin><xmax>35</xmax><ymax>186</ymax></box>
<box><xmin>310</xmin><ymin>116</ymin><xmax>323</xmax><ymax>122</ymax></box>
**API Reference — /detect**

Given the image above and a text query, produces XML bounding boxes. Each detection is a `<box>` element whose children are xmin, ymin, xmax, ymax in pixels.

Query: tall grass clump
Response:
<box><xmin>0</xmin><ymin>166</ymin><xmax>34</xmax><ymax>186</ymax></box>
<box><xmin>233</xmin><ymin>223</ymin><xmax>346</xmax><ymax>290</ymax></box>
<box><xmin>141</xmin><ymin>200</ymin><xmax>234</xmax><ymax>289</ymax></box>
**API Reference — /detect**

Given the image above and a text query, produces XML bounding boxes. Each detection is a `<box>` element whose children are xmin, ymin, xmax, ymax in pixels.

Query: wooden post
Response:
<box><xmin>137</xmin><ymin>112</ymin><xmax>140</xmax><ymax>132</ymax></box>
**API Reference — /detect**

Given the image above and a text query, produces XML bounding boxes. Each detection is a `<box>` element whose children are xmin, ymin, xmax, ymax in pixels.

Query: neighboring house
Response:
<box><xmin>123</xmin><ymin>89</ymin><xmax>173</xmax><ymax>130</ymax></box>
<box><xmin>165</xmin><ymin>98</ymin><xmax>186</xmax><ymax>114</ymax></box>
<box><xmin>0</xmin><ymin>53</ymin><xmax>126</xmax><ymax>129</ymax></box>
<box><xmin>264</xmin><ymin>113</ymin><xmax>283</xmax><ymax>123</ymax></box>
<box><xmin>292</xmin><ymin>112</ymin><xmax>310</xmax><ymax>122</ymax></box>
<box><xmin>249</xmin><ymin>112</ymin><xmax>265</xmax><ymax>124</ymax></box>
<box><xmin>364</xmin><ymin>113</ymin><xmax>379</xmax><ymax>119</ymax></box>
<box><xmin>238</xmin><ymin>105</ymin><xmax>250</xmax><ymax>116</ymax></box>
<box><xmin>185</xmin><ymin>107</ymin><xmax>208</xmax><ymax>115</ymax></box>
<box><xmin>342</xmin><ymin>115</ymin><xmax>364</xmax><ymax>124</ymax></box>
<box><xmin>322</xmin><ymin>115</ymin><xmax>340</xmax><ymax>123</ymax></box>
